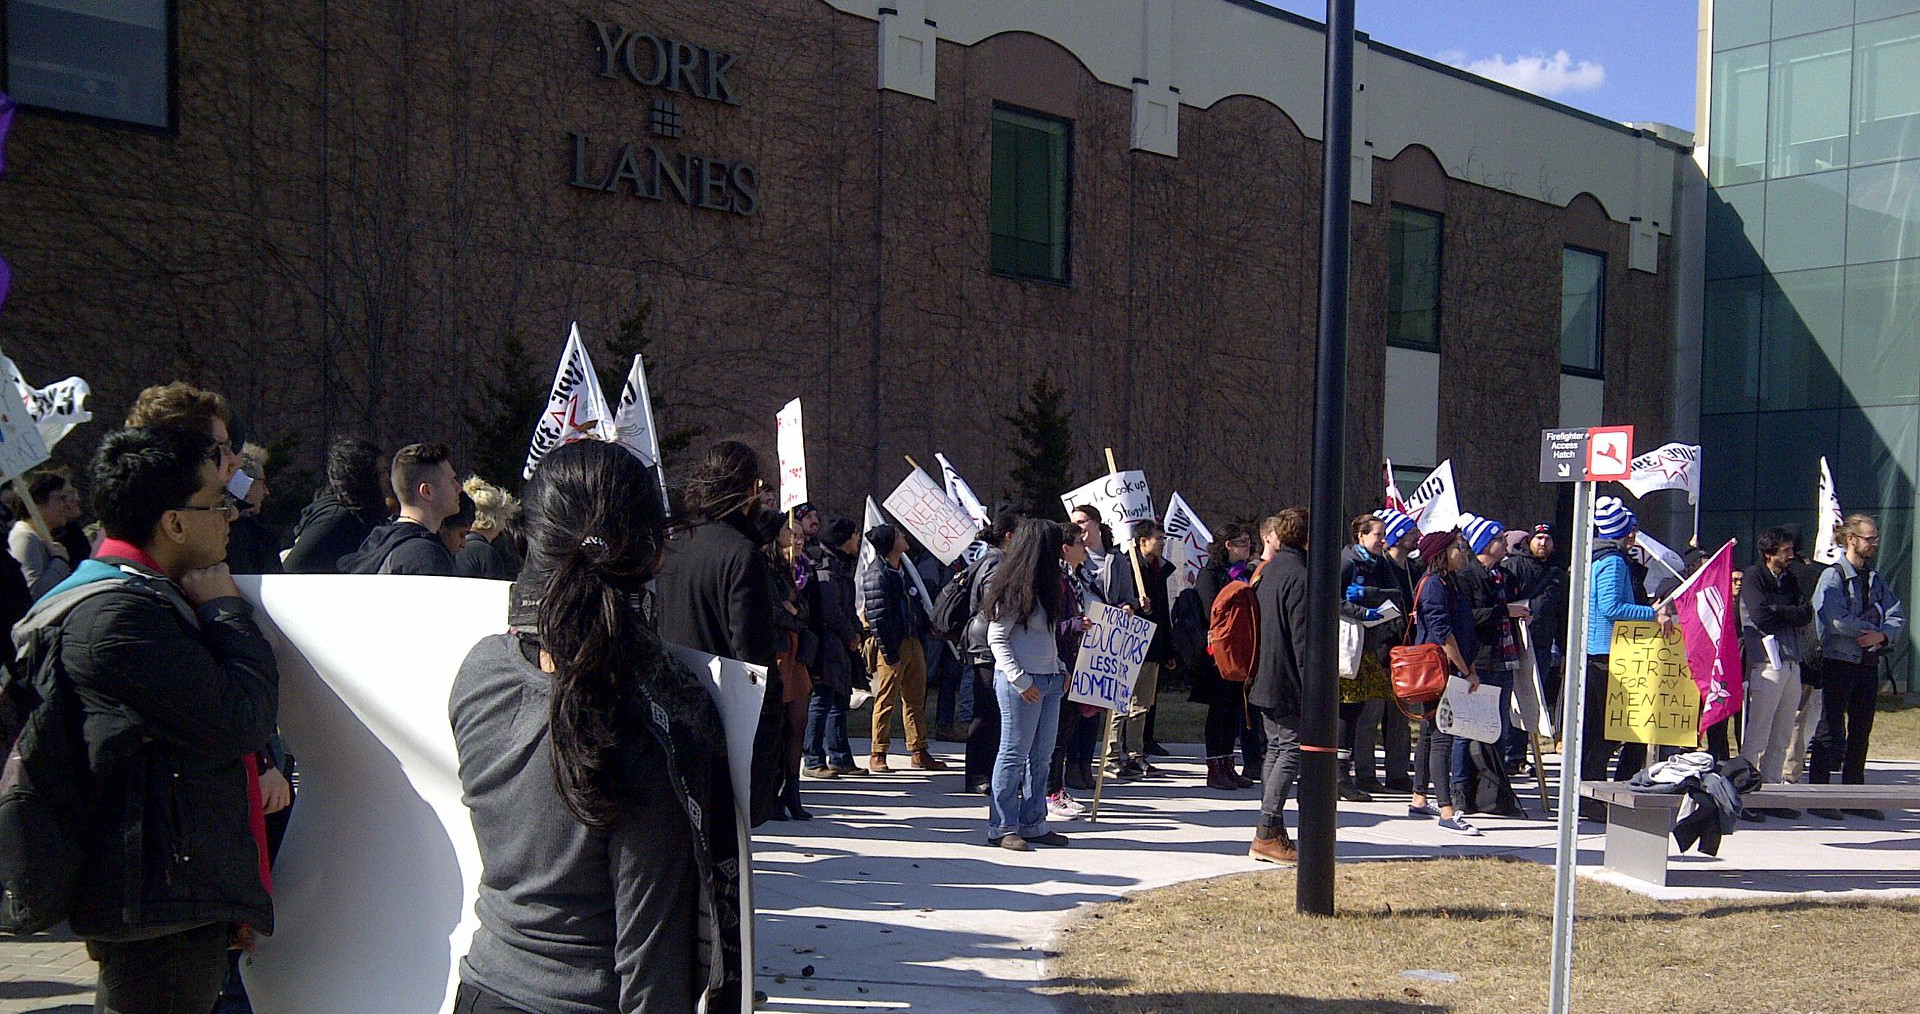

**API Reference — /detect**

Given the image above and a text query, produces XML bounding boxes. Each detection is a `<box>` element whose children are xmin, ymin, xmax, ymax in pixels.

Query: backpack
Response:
<box><xmin>928</xmin><ymin>555</ymin><xmax>983</xmax><ymax>644</ymax></box>
<box><xmin>0</xmin><ymin>579</ymin><xmax>136</xmax><ymax>934</ymax></box>
<box><xmin>1207</xmin><ymin>579</ymin><xmax>1260</xmax><ymax>683</ymax></box>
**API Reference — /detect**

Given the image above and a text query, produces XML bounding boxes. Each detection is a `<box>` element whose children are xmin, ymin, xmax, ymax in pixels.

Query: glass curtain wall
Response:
<box><xmin>1703</xmin><ymin>0</ymin><xmax>1920</xmax><ymax>688</ymax></box>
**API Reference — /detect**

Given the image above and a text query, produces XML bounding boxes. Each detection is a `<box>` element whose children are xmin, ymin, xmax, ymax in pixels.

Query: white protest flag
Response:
<box><xmin>1619</xmin><ymin>442</ymin><xmax>1702</xmax><ymax>503</ymax></box>
<box><xmin>1630</xmin><ymin>528</ymin><xmax>1689</xmax><ymax>599</ymax></box>
<box><xmin>235</xmin><ymin>575</ymin><xmax>761</xmax><ymax>1014</ymax></box>
<box><xmin>1161</xmin><ymin>492</ymin><xmax>1214</xmax><ymax>598</ymax></box>
<box><xmin>1059</xmin><ymin>470</ymin><xmax>1154</xmax><ymax>542</ymax></box>
<box><xmin>935</xmin><ymin>452</ymin><xmax>992</xmax><ymax>527</ymax></box>
<box><xmin>0</xmin><ymin>364</ymin><xmax>50</xmax><ymax>484</ymax></box>
<box><xmin>775</xmin><ymin>398</ymin><xmax>808</xmax><ymax>511</ymax></box>
<box><xmin>1405</xmin><ymin>459</ymin><xmax>1462</xmax><ymax>534</ymax></box>
<box><xmin>523</xmin><ymin>323</ymin><xmax>617</xmax><ymax>480</ymax></box>
<box><xmin>1814</xmin><ymin>456</ymin><xmax>1844</xmax><ymax>565</ymax></box>
<box><xmin>1384</xmin><ymin>458</ymin><xmax>1408</xmax><ymax>512</ymax></box>
<box><xmin>1</xmin><ymin>354</ymin><xmax>90</xmax><ymax>449</ymax></box>
<box><xmin>612</xmin><ymin>354</ymin><xmax>660</xmax><ymax>467</ymax></box>
<box><xmin>883</xmin><ymin>465</ymin><xmax>980</xmax><ymax>566</ymax></box>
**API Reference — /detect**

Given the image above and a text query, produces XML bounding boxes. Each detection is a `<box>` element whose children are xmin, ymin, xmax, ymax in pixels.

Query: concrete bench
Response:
<box><xmin>1578</xmin><ymin>781</ymin><xmax>1920</xmax><ymax>886</ymax></box>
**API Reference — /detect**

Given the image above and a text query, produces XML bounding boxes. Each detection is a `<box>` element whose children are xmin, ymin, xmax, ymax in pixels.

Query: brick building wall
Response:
<box><xmin>0</xmin><ymin>0</ymin><xmax>1675</xmax><ymax>531</ymax></box>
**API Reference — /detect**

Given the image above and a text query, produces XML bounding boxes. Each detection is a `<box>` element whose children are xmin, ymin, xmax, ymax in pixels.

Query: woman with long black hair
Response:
<box><xmin>980</xmin><ymin>518</ymin><xmax>1072</xmax><ymax>851</ymax></box>
<box><xmin>449</xmin><ymin>441</ymin><xmax>744</xmax><ymax>1013</ymax></box>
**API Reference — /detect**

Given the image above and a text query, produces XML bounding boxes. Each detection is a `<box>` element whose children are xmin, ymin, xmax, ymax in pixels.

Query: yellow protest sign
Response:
<box><xmin>1603</xmin><ymin>621</ymin><xmax>1702</xmax><ymax>747</ymax></box>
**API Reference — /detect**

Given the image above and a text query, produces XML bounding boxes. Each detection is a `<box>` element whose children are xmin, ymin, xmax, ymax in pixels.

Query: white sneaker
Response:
<box><xmin>1048</xmin><ymin>791</ymin><xmax>1087</xmax><ymax>820</ymax></box>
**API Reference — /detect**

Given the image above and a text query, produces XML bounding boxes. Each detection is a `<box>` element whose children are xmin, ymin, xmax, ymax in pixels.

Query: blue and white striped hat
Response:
<box><xmin>1372</xmin><ymin>508</ymin><xmax>1417</xmax><ymax>546</ymax></box>
<box><xmin>1458</xmin><ymin>513</ymin><xmax>1505</xmax><ymax>554</ymax></box>
<box><xmin>1593</xmin><ymin>496</ymin><xmax>1638</xmax><ymax>539</ymax></box>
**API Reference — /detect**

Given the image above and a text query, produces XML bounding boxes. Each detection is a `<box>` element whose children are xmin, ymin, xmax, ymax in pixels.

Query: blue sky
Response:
<box><xmin>1255</xmin><ymin>1</ymin><xmax>1700</xmax><ymax>131</ymax></box>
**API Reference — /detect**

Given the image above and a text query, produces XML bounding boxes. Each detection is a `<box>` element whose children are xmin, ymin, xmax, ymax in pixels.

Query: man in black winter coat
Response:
<box><xmin>1737</xmin><ymin>526</ymin><xmax>1816</xmax><ymax>798</ymax></box>
<box><xmin>1248</xmin><ymin>508</ymin><xmax>1309</xmax><ymax>864</ymax></box>
<box><xmin>338</xmin><ymin>442</ymin><xmax>461</xmax><ymax>576</ymax></box>
<box><xmin>12</xmin><ymin>426</ymin><xmax>279</xmax><ymax>1012</ymax></box>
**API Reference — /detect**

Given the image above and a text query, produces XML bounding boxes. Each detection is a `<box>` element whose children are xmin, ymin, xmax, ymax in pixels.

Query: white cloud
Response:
<box><xmin>1440</xmin><ymin>49</ymin><xmax>1606</xmax><ymax>97</ymax></box>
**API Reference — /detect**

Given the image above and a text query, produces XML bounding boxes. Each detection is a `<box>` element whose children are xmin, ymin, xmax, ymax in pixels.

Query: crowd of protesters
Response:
<box><xmin>1</xmin><ymin>376</ymin><xmax>1911</xmax><ymax>1012</ymax></box>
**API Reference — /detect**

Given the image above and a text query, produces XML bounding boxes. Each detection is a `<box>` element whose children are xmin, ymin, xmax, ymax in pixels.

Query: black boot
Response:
<box><xmin>782</xmin><ymin>781</ymin><xmax>812</xmax><ymax>821</ymax></box>
<box><xmin>1065</xmin><ymin>761</ymin><xmax>1095</xmax><ymax>791</ymax></box>
<box><xmin>1337</xmin><ymin>776</ymin><xmax>1373</xmax><ymax>802</ymax></box>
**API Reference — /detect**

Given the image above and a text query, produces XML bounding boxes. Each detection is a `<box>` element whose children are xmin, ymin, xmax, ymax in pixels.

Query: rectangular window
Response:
<box><xmin>1386</xmin><ymin>205</ymin><xmax>1442</xmax><ymax>351</ymax></box>
<box><xmin>1</xmin><ymin>0</ymin><xmax>172</xmax><ymax>129</ymax></box>
<box><xmin>990</xmin><ymin>106</ymin><xmax>1070</xmax><ymax>283</ymax></box>
<box><xmin>1560</xmin><ymin>247</ymin><xmax>1605</xmax><ymax>376</ymax></box>
<box><xmin>1853</xmin><ymin>13</ymin><xmax>1920</xmax><ymax>165</ymax></box>
<box><xmin>1769</xmin><ymin>27</ymin><xmax>1852</xmax><ymax>178</ymax></box>
<box><xmin>1708</xmin><ymin>44</ymin><xmax>1770</xmax><ymax>186</ymax></box>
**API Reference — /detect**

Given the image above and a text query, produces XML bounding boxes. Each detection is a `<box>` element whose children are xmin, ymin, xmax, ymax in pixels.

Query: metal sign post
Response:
<box><xmin>1547</xmin><ymin>478</ymin><xmax>1594</xmax><ymax>1014</ymax></box>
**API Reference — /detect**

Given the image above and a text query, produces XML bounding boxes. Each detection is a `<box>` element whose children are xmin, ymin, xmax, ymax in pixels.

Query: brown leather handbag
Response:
<box><xmin>1390</xmin><ymin>575</ymin><xmax>1451</xmax><ymax>717</ymax></box>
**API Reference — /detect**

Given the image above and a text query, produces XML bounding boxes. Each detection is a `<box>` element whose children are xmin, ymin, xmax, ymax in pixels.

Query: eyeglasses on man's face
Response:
<box><xmin>174</xmin><ymin>503</ymin><xmax>240</xmax><ymax>522</ymax></box>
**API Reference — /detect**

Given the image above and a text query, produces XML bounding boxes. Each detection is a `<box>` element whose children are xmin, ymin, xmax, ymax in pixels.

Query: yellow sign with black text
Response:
<box><xmin>1603</xmin><ymin>621</ymin><xmax>1702</xmax><ymax>748</ymax></box>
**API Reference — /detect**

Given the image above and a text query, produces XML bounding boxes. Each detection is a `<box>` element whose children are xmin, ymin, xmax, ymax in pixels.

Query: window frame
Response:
<box><xmin>1560</xmin><ymin>245</ymin><xmax>1607</xmax><ymax>378</ymax></box>
<box><xmin>0</xmin><ymin>0</ymin><xmax>179</xmax><ymax>134</ymax></box>
<box><xmin>1385</xmin><ymin>203</ymin><xmax>1444</xmax><ymax>352</ymax></box>
<box><xmin>989</xmin><ymin>102</ymin><xmax>1073</xmax><ymax>286</ymax></box>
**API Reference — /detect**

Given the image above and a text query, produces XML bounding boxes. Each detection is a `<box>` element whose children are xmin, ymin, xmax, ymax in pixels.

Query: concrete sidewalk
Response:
<box><xmin>4</xmin><ymin>745</ymin><xmax>1916</xmax><ymax>1012</ymax></box>
<box><xmin>749</xmin><ymin>743</ymin><xmax>1920</xmax><ymax>1014</ymax></box>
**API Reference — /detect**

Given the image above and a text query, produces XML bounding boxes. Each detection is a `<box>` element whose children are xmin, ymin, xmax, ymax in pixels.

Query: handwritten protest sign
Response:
<box><xmin>1068</xmin><ymin>601</ymin><xmax>1156</xmax><ymax>712</ymax></box>
<box><xmin>883</xmin><ymin>466</ymin><xmax>979</xmax><ymax>566</ymax></box>
<box><xmin>1603</xmin><ymin>620</ymin><xmax>1702</xmax><ymax>747</ymax></box>
<box><xmin>0</xmin><ymin>369</ymin><xmax>50</xmax><ymax>485</ymax></box>
<box><xmin>1060</xmin><ymin>470</ymin><xmax>1154</xmax><ymax>541</ymax></box>
<box><xmin>776</xmin><ymin>398</ymin><xmax>808</xmax><ymax>511</ymax></box>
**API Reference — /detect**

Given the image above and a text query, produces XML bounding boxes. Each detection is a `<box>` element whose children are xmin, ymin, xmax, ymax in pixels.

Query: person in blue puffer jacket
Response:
<box><xmin>1577</xmin><ymin>497</ymin><xmax>1675</xmax><ymax>818</ymax></box>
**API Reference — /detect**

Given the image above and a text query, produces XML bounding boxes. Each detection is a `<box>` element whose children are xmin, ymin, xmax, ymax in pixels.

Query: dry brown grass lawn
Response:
<box><xmin>1049</xmin><ymin>857</ymin><xmax>1920</xmax><ymax>1014</ymax></box>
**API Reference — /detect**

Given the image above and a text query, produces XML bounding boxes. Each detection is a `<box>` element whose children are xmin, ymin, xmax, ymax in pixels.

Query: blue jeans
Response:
<box><xmin>990</xmin><ymin>670</ymin><xmax>1065</xmax><ymax>839</ymax></box>
<box><xmin>805</xmin><ymin>684</ymin><xmax>853</xmax><ymax>769</ymax></box>
<box><xmin>1451</xmin><ymin>675</ymin><xmax>1514</xmax><ymax>791</ymax></box>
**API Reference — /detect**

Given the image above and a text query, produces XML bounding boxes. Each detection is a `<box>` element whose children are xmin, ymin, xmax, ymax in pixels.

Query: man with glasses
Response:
<box><xmin>13</xmin><ymin>426</ymin><xmax>280</xmax><ymax>1011</ymax></box>
<box><xmin>1808</xmin><ymin>514</ymin><xmax>1907</xmax><ymax>817</ymax></box>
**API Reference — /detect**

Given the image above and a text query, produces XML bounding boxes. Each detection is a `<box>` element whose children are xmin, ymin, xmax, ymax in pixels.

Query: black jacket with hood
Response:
<box><xmin>283</xmin><ymin>490</ymin><xmax>385</xmax><ymax>575</ymax></box>
<box><xmin>338</xmin><ymin>519</ymin><xmax>457</xmax><ymax>576</ymax></box>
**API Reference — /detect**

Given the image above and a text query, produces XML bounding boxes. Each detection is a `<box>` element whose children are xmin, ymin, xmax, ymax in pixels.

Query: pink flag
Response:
<box><xmin>1672</xmin><ymin>540</ymin><xmax>1742</xmax><ymax>732</ymax></box>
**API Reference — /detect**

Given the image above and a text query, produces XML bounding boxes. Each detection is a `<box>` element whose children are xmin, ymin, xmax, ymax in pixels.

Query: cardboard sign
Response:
<box><xmin>1060</xmin><ymin>470</ymin><xmax>1154</xmax><ymax>541</ymax></box>
<box><xmin>0</xmin><ymin>369</ymin><xmax>50</xmax><ymax>484</ymax></box>
<box><xmin>1602</xmin><ymin>620</ymin><xmax>1703</xmax><ymax>747</ymax></box>
<box><xmin>1067</xmin><ymin>602</ymin><xmax>1156</xmax><ymax>712</ymax></box>
<box><xmin>882</xmin><ymin>466</ymin><xmax>980</xmax><ymax>566</ymax></box>
<box><xmin>776</xmin><ymin>398</ymin><xmax>807</xmax><ymax>511</ymax></box>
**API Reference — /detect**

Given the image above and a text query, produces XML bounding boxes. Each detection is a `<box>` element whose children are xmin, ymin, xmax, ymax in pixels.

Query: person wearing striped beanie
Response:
<box><xmin>1450</xmin><ymin>514</ymin><xmax>1530</xmax><ymax>817</ymax></box>
<box><xmin>1359</xmin><ymin>507</ymin><xmax>1421</xmax><ymax>791</ymax></box>
<box><xmin>1577</xmin><ymin>497</ymin><xmax>1674</xmax><ymax>819</ymax></box>
<box><xmin>1372</xmin><ymin>508</ymin><xmax>1418</xmax><ymax>552</ymax></box>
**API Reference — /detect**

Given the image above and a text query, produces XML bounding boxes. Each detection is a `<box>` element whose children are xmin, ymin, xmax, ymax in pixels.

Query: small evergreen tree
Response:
<box><xmin>597</xmin><ymin>300</ymin><xmax>701</xmax><ymax>471</ymax></box>
<box><xmin>1004</xmin><ymin>375</ymin><xmax>1074</xmax><ymax>521</ymax></box>
<box><xmin>465</xmin><ymin>331</ymin><xmax>547</xmax><ymax>492</ymax></box>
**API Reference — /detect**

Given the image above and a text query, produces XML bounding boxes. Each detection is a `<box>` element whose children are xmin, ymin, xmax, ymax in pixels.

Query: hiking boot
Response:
<box><xmin>802</xmin><ymin>766</ymin><xmax>838</xmax><ymax>780</ymax></box>
<box><xmin>868</xmin><ymin>754</ymin><xmax>891</xmax><ymax>774</ymax></box>
<box><xmin>1337</xmin><ymin>777</ymin><xmax>1373</xmax><ymax>803</ymax></box>
<box><xmin>1065</xmin><ymin>762</ymin><xmax>1096</xmax><ymax>791</ymax></box>
<box><xmin>995</xmin><ymin>834</ymin><xmax>1031</xmax><ymax>851</ymax></box>
<box><xmin>829</xmin><ymin>763</ymin><xmax>868</xmax><ymax>777</ymax></box>
<box><xmin>1249</xmin><ymin>822</ymin><xmax>1298</xmax><ymax>865</ymax></box>
<box><xmin>1206</xmin><ymin>758</ymin><xmax>1240</xmax><ymax>792</ymax></box>
<box><xmin>1028</xmin><ymin>831</ymin><xmax>1071</xmax><ymax>847</ymax></box>
<box><xmin>909</xmin><ymin>750</ymin><xmax>949</xmax><ymax>771</ymax></box>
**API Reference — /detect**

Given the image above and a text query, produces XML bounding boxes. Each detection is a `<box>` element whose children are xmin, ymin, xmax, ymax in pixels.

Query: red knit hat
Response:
<box><xmin>1416</xmin><ymin>529</ymin><xmax>1460</xmax><ymax>563</ymax></box>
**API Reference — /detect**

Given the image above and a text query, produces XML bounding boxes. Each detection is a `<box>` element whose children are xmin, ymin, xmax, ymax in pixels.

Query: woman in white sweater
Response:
<box><xmin>981</xmin><ymin>518</ymin><xmax>1072</xmax><ymax>851</ymax></box>
<box><xmin>9</xmin><ymin>471</ymin><xmax>82</xmax><ymax>599</ymax></box>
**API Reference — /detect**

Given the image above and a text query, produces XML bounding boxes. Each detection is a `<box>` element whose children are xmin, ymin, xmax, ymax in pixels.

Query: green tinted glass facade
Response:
<box><xmin>1703</xmin><ymin>0</ymin><xmax>1920</xmax><ymax>688</ymax></box>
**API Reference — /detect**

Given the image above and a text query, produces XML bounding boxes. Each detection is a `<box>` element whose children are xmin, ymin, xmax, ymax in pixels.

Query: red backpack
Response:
<box><xmin>1206</xmin><ymin>565</ymin><xmax>1264</xmax><ymax>683</ymax></box>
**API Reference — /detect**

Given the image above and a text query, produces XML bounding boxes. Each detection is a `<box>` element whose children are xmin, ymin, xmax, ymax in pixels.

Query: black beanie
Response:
<box><xmin>866</xmin><ymin>523</ymin><xmax>897</xmax><ymax>556</ymax></box>
<box><xmin>823</xmin><ymin>516</ymin><xmax>857</xmax><ymax>545</ymax></box>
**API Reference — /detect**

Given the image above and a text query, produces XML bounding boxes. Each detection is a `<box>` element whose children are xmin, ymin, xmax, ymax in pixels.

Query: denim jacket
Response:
<box><xmin>1813</xmin><ymin>556</ymin><xmax>1907</xmax><ymax>665</ymax></box>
